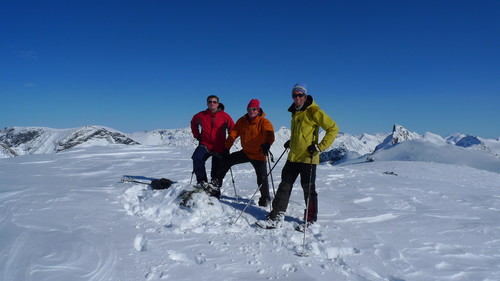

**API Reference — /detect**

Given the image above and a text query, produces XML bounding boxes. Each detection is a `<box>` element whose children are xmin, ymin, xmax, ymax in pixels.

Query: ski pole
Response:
<box><xmin>267</xmin><ymin>155</ymin><xmax>276</xmax><ymax>197</ymax></box>
<box><xmin>301</xmin><ymin>150</ymin><xmax>315</xmax><ymax>257</ymax></box>
<box><xmin>232</xmin><ymin>148</ymin><xmax>288</xmax><ymax>225</ymax></box>
<box><xmin>266</xmin><ymin>154</ymin><xmax>276</xmax><ymax>213</ymax></box>
<box><xmin>189</xmin><ymin>171</ymin><xmax>194</xmax><ymax>185</ymax></box>
<box><xmin>229</xmin><ymin>167</ymin><xmax>238</xmax><ymax>202</ymax></box>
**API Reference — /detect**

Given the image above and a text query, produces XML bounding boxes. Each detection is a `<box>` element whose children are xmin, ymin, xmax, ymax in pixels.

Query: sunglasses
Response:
<box><xmin>292</xmin><ymin>93</ymin><xmax>305</xmax><ymax>98</ymax></box>
<box><xmin>207</xmin><ymin>100</ymin><xmax>219</xmax><ymax>104</ymax></box>
<box><xmin>248</xmin><ymin>107</ymin><xmax>259</xmax><ymax>111</ymax></box>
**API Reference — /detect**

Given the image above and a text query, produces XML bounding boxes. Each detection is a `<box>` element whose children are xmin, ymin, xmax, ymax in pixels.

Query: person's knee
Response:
<box><xmin>192</xmin><ymin>152</ymin><xmax>206</xmax><ymax>162</ymax></box>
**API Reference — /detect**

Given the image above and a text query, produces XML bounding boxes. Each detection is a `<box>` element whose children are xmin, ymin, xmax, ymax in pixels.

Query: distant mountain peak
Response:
<box><xmin>390</xmin><ymin>124</ymin><xmax>420</xmax><ymax>145</ymax></box>
<box><xmin>373</xmin><ymin>124</ymin><xmax>421</xmax><ymax>152</ymax></box>
<box><xmin>455</xmin><ymin>135</ymin><xmax>482</xmax><ymax>148</ymax></box>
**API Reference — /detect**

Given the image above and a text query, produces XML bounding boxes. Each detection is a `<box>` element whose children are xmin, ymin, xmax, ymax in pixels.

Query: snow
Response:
<box><xmin>367</xmin><ymin>139</ymin><xmax>500</xmax><ymax>173</ymax></box>
<box><xmin>1</xmin><ymin>141</ymin><xmax>500</xmax><ymax>280</ymax></box>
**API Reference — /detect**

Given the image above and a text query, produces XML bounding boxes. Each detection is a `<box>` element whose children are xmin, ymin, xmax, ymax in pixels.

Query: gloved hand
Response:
<box><xmin>261</xmin><ymin>143</ymin><xmax>270</xmax><ymax>155</ymax></box>
<box><xmin>307</xmin><ymin>143</ymin><xmax>321</xmax><ymax>155</ymax></box>
<box><xmin>196</xmin><ymin>135</ymin><xmax>201</xmax><ymax>141</ymax></box>
<box><xmin>283</xmin><ymin>140</ymin><xmax>290</xmax><ymax>149</ymax></box>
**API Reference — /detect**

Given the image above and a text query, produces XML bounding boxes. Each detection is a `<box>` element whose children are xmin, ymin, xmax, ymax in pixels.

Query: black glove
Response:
<box><xmin>283</xmin><ymin>140</ymin><xmax>290</xmax><ymax>149</ymax></box>
<box><xmin>260</xmin><ymin>143</ymin><xmax>270</xmax><ymax>155</ymax></box>
<box><xmin>307</xmin><ymin>143</ymin><xmax>321</xmax><ymax>154</ymax></box>
<box><xmin>196</xmin><ymin>135</ymin><xmax>201</xmax><ymax>141</ymax></box>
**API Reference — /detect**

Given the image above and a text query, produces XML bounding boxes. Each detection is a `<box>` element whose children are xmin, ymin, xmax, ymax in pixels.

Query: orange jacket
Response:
<box><xmin>225</xmin><ymin>110</ymin><xmax>275</xmax><ymax>161</ymax></box>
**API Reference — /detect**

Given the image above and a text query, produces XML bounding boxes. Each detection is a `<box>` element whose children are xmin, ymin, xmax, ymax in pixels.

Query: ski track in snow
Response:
<box><xmin>1</xmin><ymin>145</ymin><xmax>500</xmax><ymax>280</ymax></box>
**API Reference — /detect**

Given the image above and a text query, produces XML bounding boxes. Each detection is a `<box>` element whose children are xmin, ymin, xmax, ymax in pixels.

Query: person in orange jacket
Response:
<box><xmin>213</xmin><ymin>99</ymin><xmax>275</xmax><ymax>206</ymax></box>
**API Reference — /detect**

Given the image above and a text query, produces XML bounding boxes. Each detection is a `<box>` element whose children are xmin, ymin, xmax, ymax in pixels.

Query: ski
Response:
<box><xmin>121</xmin><ymin>175</ymin><xmax>175</xmax><ymax>190</ymax></box>
<box><xmin>121</xmin><ymin>175</ymin><xmax>157</xmax><ymax>184</ymax></box>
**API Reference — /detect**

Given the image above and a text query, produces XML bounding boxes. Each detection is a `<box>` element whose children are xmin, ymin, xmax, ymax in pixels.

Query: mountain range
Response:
<box><xmin>1</xmin><ymin>124</ymin><xmax>499</xmax><ymax>173</ymax></box>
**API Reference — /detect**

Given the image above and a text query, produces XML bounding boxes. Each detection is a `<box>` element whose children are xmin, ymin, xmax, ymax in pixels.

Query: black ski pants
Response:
<box><xmin>216</xmin><ymin>150</ymin><xmax>270</xmax><ymax>199</ymax></box>
<box><xmin>271</xmin><ymin>160</ymin><xmax>318</xmax><ymax>222</ymax></box>
<box><xmin>191</xmin><ymin>145</ymin><xmax>225</xmax><ymax>184</ymax></box>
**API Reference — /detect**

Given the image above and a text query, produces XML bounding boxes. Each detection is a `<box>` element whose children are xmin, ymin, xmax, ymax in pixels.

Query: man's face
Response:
<box><xmin>292</xmin><ymin>92</ymin><xmax>306</xmax><ymax>107</ymax></box>
<box><xmin>247</xmin><ymin>107</ymin><xmax>259</xmax><ymax>119</ymax></box>
<box><xmin>207</xmin><ymin>98</ymin><xmax>219</xmax><ymax>111</ymax></box>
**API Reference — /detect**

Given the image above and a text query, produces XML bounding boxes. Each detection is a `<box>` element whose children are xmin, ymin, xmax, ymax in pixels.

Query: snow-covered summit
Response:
<box><xmin>422</xmin><ymin>132</ymin><xmax>447</xmax><ymax>145</ymax></box>
<box><xmin>373</xmin><ymin>124</ymin><xmax>421</xmax><ymax>152</ymax></box>
<box><xmin>131</xmin><ymin>128</ymin><xmax>196</xmax><ymax>147</ymax></box>
<box><xmin>455</xmin><ymin>135</ymin><xmax>483</xmax><ymax>148</ymax></box>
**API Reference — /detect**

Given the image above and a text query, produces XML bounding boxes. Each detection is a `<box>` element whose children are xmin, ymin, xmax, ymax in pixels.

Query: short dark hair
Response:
<box><xmin>207</xmin><ymin>95</ymin><xmax>219</xmax><ymax>102</ymax></box>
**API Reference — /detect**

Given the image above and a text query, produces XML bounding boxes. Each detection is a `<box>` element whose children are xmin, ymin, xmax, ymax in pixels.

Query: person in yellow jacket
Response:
<box><xmin>257</xmin><ymin>83</ymin><xmax>339</xmax><ymax>230</ymax></box>
<box><xmin>212</xmin><ymin>99</ymin><xmax>275</xmax><ymax>206</ymax></box>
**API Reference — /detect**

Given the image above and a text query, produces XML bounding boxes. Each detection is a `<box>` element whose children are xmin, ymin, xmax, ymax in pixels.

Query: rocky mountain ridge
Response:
<box><xmin>0</xmin><ymin>126</ymin><xmax>138</xmax><ymax>157</ymax></box>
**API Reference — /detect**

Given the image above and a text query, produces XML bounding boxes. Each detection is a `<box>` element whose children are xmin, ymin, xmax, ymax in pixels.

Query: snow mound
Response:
<box><xmin>118</xmin><ymin>180</ymin><xmax>348</xmax><ymax>262</ymax></box>
<box><xmin>120</xmin><ymin>184</ymin><xmax>224</xmax><ymax>232</ymax></box>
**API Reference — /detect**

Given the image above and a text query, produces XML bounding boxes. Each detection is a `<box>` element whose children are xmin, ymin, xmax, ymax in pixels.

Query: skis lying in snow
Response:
<box><xmin>121</xmin><ymin>175</ymin><xmax>176</xmax><ymax>190</ymax></box>
<box><xmin>121</xmin><ymin>175</ymin><xmax>157</xmax><ymax>184</ymax></box>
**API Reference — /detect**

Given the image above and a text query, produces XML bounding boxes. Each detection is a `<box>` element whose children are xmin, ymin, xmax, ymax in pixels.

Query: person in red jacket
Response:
<box><xmin>212</xmin><ymin>99</ymin><xmax>275</xmax><ymax>206</ymax></box>
<box><xmin>190</xmin><ymin>95</ymin><xmax>235</xmax><ymax>197</ymax></box>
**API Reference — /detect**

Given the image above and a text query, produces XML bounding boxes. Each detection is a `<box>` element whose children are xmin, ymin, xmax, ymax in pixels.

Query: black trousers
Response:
<box><xmin>271</xmin><ymin>160</ymin><xmax>318</xmax><ymax>222</ymax></box>
<box><xmin>216</xmin><ymin>150</ymin><xmax>270</xmax><ymax>199</ymax></box>
<box><xmin>191</xmin><ymin>145</ymin><xmax>224</xmax><ymax>184</ymax></box>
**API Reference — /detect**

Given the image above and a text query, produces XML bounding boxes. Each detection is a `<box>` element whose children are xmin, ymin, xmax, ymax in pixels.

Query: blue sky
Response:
<box><xmin>1</xmin><ymin>0</ymin><xmax>499</xmax><ymax>138</ymax></box>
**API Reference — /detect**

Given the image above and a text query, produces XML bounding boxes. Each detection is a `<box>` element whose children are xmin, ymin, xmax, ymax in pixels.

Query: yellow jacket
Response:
<box><xmin>287</xmin><ymin>95</ymin><xmax>339</xmax><ymax>164</ymax></box>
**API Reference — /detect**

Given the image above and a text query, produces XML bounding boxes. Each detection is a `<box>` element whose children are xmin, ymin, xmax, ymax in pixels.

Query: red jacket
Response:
<box><xmin>191</xmin><ymin>107</ymin><xmax>235</xmax><ymax>153</ymax></box>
